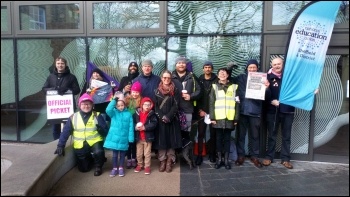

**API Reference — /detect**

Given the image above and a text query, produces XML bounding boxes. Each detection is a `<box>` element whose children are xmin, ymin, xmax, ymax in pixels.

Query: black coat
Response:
<box><xmin>133</xmin><ymin>108</ymin><xmax>158</xmax><ymax>142</ymax></box>
<box><xmin>197</xmin><ymin>73</ymin><xmax>218</xmax><ymax>113</ymax></box>
<box><xmin>153</xmin><ymin>88</ymin><xmax>182</xmax><ymax>150</ymax></box>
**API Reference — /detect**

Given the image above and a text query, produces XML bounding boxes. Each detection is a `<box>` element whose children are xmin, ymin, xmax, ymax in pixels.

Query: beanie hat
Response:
<box><xmin>175</xmin><ymin>56</ymin><xmax>187</xmax><ymax>64</ymax></box>
<box><xmin>142</xmin><ymin>59</ymin><xmax>153</xmax><ymax>67</ymax></box>
<box><xmin>92</xmin><ymin>68</ymin><xmax>104</xmax><ymax>77</ymax></box>
<box><xmin>131</xmin><ymin>81</ymin><xmax>142</xmax><ymax>93</ymax></box>
<box><xmin>79</xmin><ymin>93</ymin><xmax>93</xmax><ymax>106</ymax></box>
<box><xmin>203</xmin><ymin>60</ymin><xmax>213</xmax><ymax>69</ymax></box>
<box><xmin>128</xmin><ymin>61</ymin><xmax>139</xmax><ymax>69</ymax></box>
<box><xmin>246</xmin><ymin>59</ymin><xmax>259</xmax><ymax>70</ymax></box>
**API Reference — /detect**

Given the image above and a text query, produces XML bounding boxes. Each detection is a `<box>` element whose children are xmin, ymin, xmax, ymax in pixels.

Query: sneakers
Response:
<box><xmin>126</xmin><ymin>160</ymin><xmax>132</xmax><ymax>169</ymax></box>
<box><xmin>109</xmin><ymin>168</ymin><xmax>118</xmax><ymax>177</ymax></box>
<box><xmin>144</xmin><ymin>167</ymin><xmax>151</xmax><ymax>175</ymax></box>
<box><xmin>118</xmin><ymin>168</ymin><xmax>125</xmax><ymax>177</ymax></box>
<box><xmin>131</xmin><ymin>159</ymin><xmax>137</xmax><ymax>168</ymax></box>
<box><xmin>134</xmin><ymin>165</ymin><xmax>143</xmax><ymax>173</ymax></box>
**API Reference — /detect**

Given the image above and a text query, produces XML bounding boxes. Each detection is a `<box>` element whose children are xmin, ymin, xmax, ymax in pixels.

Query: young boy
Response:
<box><xmin>133</xmin><ymin>97</ymin><xmax>158</xmax><ymax>175</ymax></box>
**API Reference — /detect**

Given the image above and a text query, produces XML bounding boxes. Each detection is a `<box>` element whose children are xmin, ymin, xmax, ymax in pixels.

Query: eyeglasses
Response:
<box><xmin>143</xmin><ymin>103</ymin><xmax>151</xmax><ymax>107</ymax></box>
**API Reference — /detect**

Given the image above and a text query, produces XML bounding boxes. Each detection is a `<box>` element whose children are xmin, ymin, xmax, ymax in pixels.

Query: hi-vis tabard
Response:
<box><xmin>212</xmin><ymin>84</ymin><xmax>238</xmax><ymax>120</ymax></box>
<box><xmin>71</xmin><ymin>111</ymin><xmax>103</xmax><ymax>149</ymax></box>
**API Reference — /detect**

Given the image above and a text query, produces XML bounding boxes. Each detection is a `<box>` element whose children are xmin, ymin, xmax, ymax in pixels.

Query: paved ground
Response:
<box><xmin>49</xmin><ymin>150</ymin><xmax>349</xmax><ymax>196</ymax></box>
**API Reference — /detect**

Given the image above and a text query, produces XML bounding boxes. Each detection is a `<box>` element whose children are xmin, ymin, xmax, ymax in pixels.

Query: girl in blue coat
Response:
<box><xmin>104</xmin><ymin>92</ymin><xmax>134</xmax><ymax>177</ymax></box>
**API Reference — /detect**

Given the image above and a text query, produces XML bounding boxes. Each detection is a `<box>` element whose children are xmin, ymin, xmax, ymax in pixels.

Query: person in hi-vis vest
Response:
<box><xmin>209</xmin><ymin>67</ymin><xmax>239</xmax><ymax>170</ymax></box>
<box><xmin>54</xmin><ymin>93</ymin><xmax>108</xmax><ymax>176</ymax></box>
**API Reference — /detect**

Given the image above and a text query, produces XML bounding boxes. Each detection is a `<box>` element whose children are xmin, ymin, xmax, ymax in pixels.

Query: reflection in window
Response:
<box><xmin>167</xmin><ymin>35</ymin><xmax>261</xmax><ymax>76</ymax></box>
<box><xmin>168</xmin><ymin>1</ymin><xmax>263</xmax><ymax>34</ymax></box>
<box><xmin>19</xmin><ymin>4</ymin><xmax>80</xmax><ymax>30</ymax></box>
<box><xmin>272</xmin><ymin>1</ymin><xmax>349</xmax><ymax>25</ymax></box>
<box><xmin>93</xmin><ymin>2</ymin><xmax>160</xmax><ymax>29</ymax></box>
<box><xmin>1</xmin><ymin>6</ymin><xmax>8</xmax><ymax>31</ymax></box>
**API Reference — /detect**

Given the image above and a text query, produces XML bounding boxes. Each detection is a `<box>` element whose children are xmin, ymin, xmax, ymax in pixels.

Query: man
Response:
<box><xmin>132</xmin><ymin>59</ymin><xmax>161</xmax><ymax>103</ymax></box>
<box><xmin>42</xmin><ymin>57</ymin><xmax>81</xmax><ymax>140</ymax></box>
<box><xmin>54</xmin><ymin>93</ymin><xmax>109</xmax><ymax>176</ymax></box>
<box><xmin>262</xmin><ymin>57</ymin><xmax>295</xmax><ymax>169</ymax></box>
<box><xmin>233</xmin><ymin>59</ymin><xmax>269</xmax><ymax>168</ymax></box>
<box><xmin>171</xmin><ymin>56</ymin><xmax>201</xmax><ymax>144</ymax></box>
<box><xmin>118</xmin><ymin>61</ymin><xmax>140</xmax><ymax>96</ymax></box>
<box><xmin>197</xmin><ymin>60</ymin><xmax>217</xmax><ymax>165</ymax></box>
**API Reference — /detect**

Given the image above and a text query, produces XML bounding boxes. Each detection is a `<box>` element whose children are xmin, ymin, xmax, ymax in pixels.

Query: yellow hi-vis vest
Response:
<box><xmin>212</xmin><ymin>84</ymin><xmax>237</xmax><ymax>120</ymax></box>
<box><xmin>71</xmin><ymin>111</ymin><xmax>103</xmax><ymax>149</ymax></box>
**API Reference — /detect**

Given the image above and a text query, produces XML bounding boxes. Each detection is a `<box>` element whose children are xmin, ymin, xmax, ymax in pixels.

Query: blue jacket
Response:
<box><xmin>132</xmin><ymin>73</ymin><xmax>161</xmax><ymax>103</ymax></box>
<box><xmin>104</xmin><ymin>100</ymin><xmax>134</xmax><ymax>151</ymax></box>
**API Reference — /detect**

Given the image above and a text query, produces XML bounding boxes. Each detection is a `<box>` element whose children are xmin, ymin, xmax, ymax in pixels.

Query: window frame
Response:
<box><xmin>86</xmin><ymin>1</ymin><xmax>167</xmax><ymax>37</ymax></box>
<box><xmin>13</xmin><ymin>1</ymin><xmax>85</xmax><ymax>37</ymax></box>
<box><xmin>1</xmin><ymin>1</ymin><xmax>12</xmax><ymax>36</ymax></box>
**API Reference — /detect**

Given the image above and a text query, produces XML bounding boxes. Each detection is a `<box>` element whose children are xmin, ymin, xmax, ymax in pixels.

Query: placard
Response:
<box><xmin>46</xmin><ymin>90</ymin><xmax>74</xmax><ymax>120</ymax></box>
<box><xmin>245</xmin><ymin>72</ymin><xmax>267</xmax><ymax>100</ymax></box>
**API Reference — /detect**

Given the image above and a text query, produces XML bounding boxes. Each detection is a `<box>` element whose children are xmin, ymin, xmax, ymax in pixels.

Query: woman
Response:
<box><xmin>209</xmin><ymin>67</ymin><xmax>239</xmax><ymax>170</ymax></box>
<box><xmin>153</xmin><ymin>70</ymin><xmax>182</xmax><ymax>173</ymax></box>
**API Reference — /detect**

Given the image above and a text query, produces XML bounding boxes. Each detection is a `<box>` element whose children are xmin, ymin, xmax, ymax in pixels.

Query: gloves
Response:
<box><xmin>96</xmin><ymin>124</ymin><xmax>106</xmax><ymax>137</ymax></box>
<box><xmin>162</xmin><ymin>115</ymin><xmax>170</xmax><ymax>123</ymax></box>
<box><xmin>57</xmin><ymin>87</ymin><xmax>68</xmax><ymax>95</ymax></box>
<box><xmin>54</xmin><ymin>146</ymin><xmax>65</xmax><ymax>156</ymax></box>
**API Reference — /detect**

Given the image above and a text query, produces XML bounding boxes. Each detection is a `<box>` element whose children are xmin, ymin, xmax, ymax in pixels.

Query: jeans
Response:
<box><xmin>112</xmin><ymin>150</ymin><xmax>126</xmax><ymax>168</ymax></box>
<box><xmin>265</xmin><ymin>112</ymin><xmax>294</xmax><ymax>162</ymax></box>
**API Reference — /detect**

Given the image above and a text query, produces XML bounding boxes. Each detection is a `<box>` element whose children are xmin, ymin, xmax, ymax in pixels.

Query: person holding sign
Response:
<box><xmin>54</xmin><ymin>93</ymin><xmax>109</xmax><ymax>176</ymax></box>
<box><xmin>42</xmin><ymin>57</ymin><xmax>81</xmax><ymax>140</ymax></box>
<box><xmin>232</xmin><ymin>59</ymin><xmax>269</xmax><ymax>168</ymax></box>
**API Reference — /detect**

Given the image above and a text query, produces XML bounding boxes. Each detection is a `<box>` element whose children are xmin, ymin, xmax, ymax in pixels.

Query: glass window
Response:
<box><xmin>168</xmin><ymin>1</ymin><xmax>263</xmax><ymax>34</ymax></box>
<box><xmin>272</xmin><ymin>1</ymin><xmax>349</xmax><ymax>25</ymax></box>
<box><xmin>93</xmin><ymin>2</ymin><xmax>160</xmax><ymax>29</ymax></box>
<box><xmin>167</xmin><ymin>36</ymin><xmax>261</xmax><ymax>77</ymax></box>
<box><xmin>1</xmin><ymin>6</ymin><xmax>8</xmax><ymax>32</ymax></box>
<box><xmin>16</xmin><ymin>38</ymin><xmax>86</xmax><ymax>143</ymax></box>
<box><xmin>18</xmin><ymin>3</ymin><xmax>80</xmax><ymax>30</ymax></box>
<box><xmin>1</xmin><ymin>39</ymin><xmax>16</xmax><ymax>141</ymax></box>
<box><xmin>88</xmin><ymin>37</ymin><xmax>166</xmax><ymax>80</ymax></box>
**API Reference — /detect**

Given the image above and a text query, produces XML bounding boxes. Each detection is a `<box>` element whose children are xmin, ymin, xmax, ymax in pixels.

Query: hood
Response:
<box><xmin>140</xmin><ymin>97</ymin><xmax>154</xmax><ymax>109</ymax></box>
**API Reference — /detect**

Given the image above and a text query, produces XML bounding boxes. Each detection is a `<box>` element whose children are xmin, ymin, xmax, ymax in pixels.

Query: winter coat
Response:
<box><xmin>233</xmin><ymin>73</ymin><xmax>263</xmax><ymax>117</ymax></box>
<box><xmin>132</xmin><ymin>72</ymin><xmax>161</xmax><ymax>103</ymax></box>
<box><xmin>209</xmin><ymin>81</ymin><xmax>240</xmax><ymax>130</ymax></box>
<box><xmin>104</xmin><ymin>100</ymin><xmax>134</xmax><ymax>151</ymax></box>
<box><xmin>171</xmin><ymin>71</ymin><xmax>201</xmax><ymax>114</ymax></box>
<box><xmin>42</xmin><ymin>66</ymin><xmax>81</xmax><ymax>96</ymax></box>
<box><xmin>153</xmin><ymin>88</ymin><xmax>182</xmax><ymax>150</ymax></box>
<box><xmin>265</xmin><ymin>73</ymin><xmax>295</xmax><ymax>114</ymax></box>
<box><xmin>133</xmin><ymin>108</ymin><xmax>158</xmax><ymax>142</ymax></box>
<box><xmin>197</xmin><ymin>73</ymin><xmax>218</xmax><ymax>113</ymax></box>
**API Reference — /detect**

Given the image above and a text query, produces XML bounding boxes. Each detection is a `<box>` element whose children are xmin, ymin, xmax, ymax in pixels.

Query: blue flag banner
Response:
<box><xmin>279</xmin><ymin>1</ymin><xmax>341</xmax><ymax>111</ymax></box>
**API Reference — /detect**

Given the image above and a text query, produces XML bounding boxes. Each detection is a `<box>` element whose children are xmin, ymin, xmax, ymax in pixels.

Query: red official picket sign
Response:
<box><xmin>46</xmin><ymin>90</ymin><xmax>74</xmax><ymax>120</ymax></box>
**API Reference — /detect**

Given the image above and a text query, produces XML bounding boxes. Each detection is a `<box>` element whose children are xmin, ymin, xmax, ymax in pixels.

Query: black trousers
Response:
<box><xmin>74</xmin><ymin>141</ymin><xmax>105</xmax><ymax>172</ymax></box>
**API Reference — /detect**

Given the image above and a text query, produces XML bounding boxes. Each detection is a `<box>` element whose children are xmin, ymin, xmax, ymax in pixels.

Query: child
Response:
<box><xmin>133</xmin><ymin>97</ymin><xmax>158</xmax><ymax>175</ymax></box>
<box><xmin>124</xmin><ymin>81</ymin><xmax>143</xmax><ymax>169</ymax></box>
<box><xmin>103</xmin><ymin>92</ymin><xmax>134</xmax><ymax>177</ymax></box>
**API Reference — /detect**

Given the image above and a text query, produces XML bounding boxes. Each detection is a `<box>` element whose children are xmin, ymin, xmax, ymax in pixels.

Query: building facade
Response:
<box><xmin>1</xmin><ymin>1</ymin><xmax>349</xmax><ymax>163</ymax></box>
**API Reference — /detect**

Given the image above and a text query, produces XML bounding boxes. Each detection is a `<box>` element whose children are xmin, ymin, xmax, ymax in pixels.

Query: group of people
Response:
<box><xmin>43</xmin><ymin>55</ymin><xmax>296</xmax><ymax>178</ymax></box>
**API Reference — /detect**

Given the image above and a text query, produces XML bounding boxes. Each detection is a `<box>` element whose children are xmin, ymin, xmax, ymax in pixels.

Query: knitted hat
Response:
<box><xmin>92</xmin><ymin>68</ymin><xmax>104</xmax><ymax>77</ymax></box>
<box><xmin>175</xmin><ymin>56</ymin><xmax>187</xmax><ymax>64</ymax></box>
<box><xmin>142</xmin><ymin>59</ymin><xmax>153</xmax><ymax>67</ymax></box>
<box><xmin>203</xmin><ymin>60</ymin><xmax>213</xmax><ymax>69</ymax></box>
<box><xmin>79</xmin><ymin>93</ymin><xmax>93</xmax><ymax>106</ymax></box>
<box><xmin>131</xmin><ymin>81</ymin><xmax>142</xmax><ymax>93</ymax></box>
<box><xmin>128</xmin><ymin>61</ymin><xmax>139</xmax><ymax>69</ymax></box>
<box><xmin>246</xmin><ymin>59</ymin><xmax>259</xmax><ymax>70</ymax></box>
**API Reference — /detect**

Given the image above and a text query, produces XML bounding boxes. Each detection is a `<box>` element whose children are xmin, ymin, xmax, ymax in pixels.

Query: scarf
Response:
<box><xmin>158</xmin><ymin>81</ymin><xmax>175</xmax><ymax>96</ymax></box>
<box><xmin>268</xmin><ymin>68</ymin><xmax>282</xmax><ymax>79</ymax></box>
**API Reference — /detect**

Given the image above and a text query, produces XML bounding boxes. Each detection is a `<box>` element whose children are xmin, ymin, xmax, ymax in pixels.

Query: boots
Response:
<box><xmin>224</xmin><ymin>152</ymin><xmax>231</xmax><ymax>169</ymax></box>
<box><xmin>165</xmin><ymin>157</ymin><xmax>173</xmax><ymax>173</ymax></box>
<box><xmin>215</xmin><ymin>152</ymin><xmax>222</xmax><ymax>169</ymax></box>
<box><xmin>195</xmin><ymin>155</ymin><xmax>203</xmax><ymax>166</ymax></box>
<box><xmin>159</xmin><ymin>160</ymin><xmax>166</xmax><ymax>172</ymax></box>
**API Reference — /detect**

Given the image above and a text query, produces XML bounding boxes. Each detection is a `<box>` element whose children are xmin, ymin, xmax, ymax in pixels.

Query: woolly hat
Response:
<box><xmin>140</xmin><ymin>97</ymin><xmax>154</xmax><ymax>109</ymax></box>
<box><xmin>92</xmin><ymin>68</ymin><xmax>104</xmax><ymax>77</ymax></box>
<box><xmin>175</xmin><ymin>56</ymin><xmax>187</xmax><ymax>64</ymax></box>
<box><xmin>79</xmin><ymin>93</ymin><xmax>93</xmax><ymax>106</ymax></box>
<box><xmin>142</xmin><ymin>59</ymin><xmax>153</xmax><ymax>67</ymax></box>
<box><xmin>131</xmin><ymin>81</ymin><xmax>142</xmax><ymax>93</ymax></box>
<box><xmin>203</xmin><ymin>60</ymin><xmax>213</xmax><ymax>69</ymax></box>
<box><xmin>246</xmin><ymin>59</ymin><xmax>259</xmax><ymax>70</ymax></box>
<box><xmin>128</xmin><ymin>61</ymin><xmax>139</xmax><ymax>69</ymax></box>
